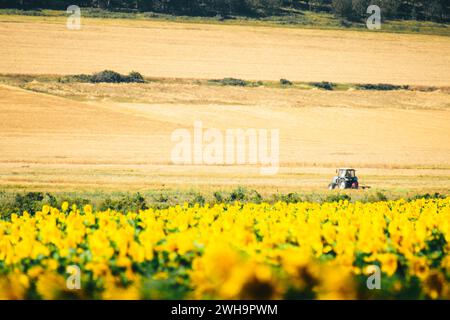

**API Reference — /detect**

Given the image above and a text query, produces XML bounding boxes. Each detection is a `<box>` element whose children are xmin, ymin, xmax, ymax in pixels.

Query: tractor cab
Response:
<box><xmin>329</xmin><ymin>168</ymin><xmax>359</xmax><ymax>190</ymax></box>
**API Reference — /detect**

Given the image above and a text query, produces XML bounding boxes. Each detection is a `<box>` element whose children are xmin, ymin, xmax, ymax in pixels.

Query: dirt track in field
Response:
<box><xmin>0</xmin><ymin>17</ymin><xmax>450</xmax><ymax>86</ymax></box>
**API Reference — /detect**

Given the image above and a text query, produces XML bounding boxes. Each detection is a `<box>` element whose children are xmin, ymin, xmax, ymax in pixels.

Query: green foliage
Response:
<box><xmin>367</xmin><ymin>191</ymin><xmax>388</xmax><ymax>202</ymax></box>
<box><xmin>309</xmin><ymin>81</ymin><xmax>335</xmax><ymax>90</ymax></box>
<box><xmin>325</xmin><ymin>193</ymin><xmax>351</xmax><ymax>203</ymax></box>
<box><xmin>59</xmin><ymin>70</ymin><xmax>145</xmax><ymax>84</ymax></box>
<box><xmin>91</xmin><ymin>70</ymin><xmax>125</xmax><ymax>83</ymax></box>
<box><xmin>0</xmin><ymin>0</ymin><xmax>284</xmax><ymax>17</ymax></box>
<box><xmin>208</xmin><ymin>78</ymin><xmax>262</xmax><ymax>87</ymax></box>
<box><xmin>332</xmin><ymin>0</ymin><xmax>400</xmax><ymax>21</ymax></box>
<box><xmin>59</xmin><ymin>73</ymin><xmax>93</xmax><ymax>83</ymax></box>
<box><xmin>228</xmin><ymin>186</ymin><xmax>248</xmax><ymax>202</ymax></box>
<box><xmin>225</xmin><ymin>187</ymin><xmax>262</xmax><ymax>203</ymax></box>
<box><xmin>213</xmin><ymin>191</ymin><xmax>224</xmax><ymax>203</ymax></box>
<box><xmin>13</xmin><ymin>192</ymin><xmax>44</xmax><ymax>214</ymax></box>
<box><xmin>409</xmin><ymin>192</ymin><xmax>446</xmax><ymax>201</ymax></box>
<box><xmin>127</xmin><ymin>71</ymin><xmax>146</xmax><ymax>83</ymax></box>
<box><xmin>91</xmin><ymin>70</ymin><xmax>145</xmax><ymax>83</ymax></box>
<box><xmin>356</xmin><ymin>83</ymin><xmax>408</xmax><ymax>91</ymax></box>
<box><xmin>0</xmin><ymin>0</ymin><xmax>448</xmax><ymax>23</ymax></box>
<box><xmin>279</xmin><ymin>192</ymin><xmax>302</xmax><ymax>203</ymax></box>
<box><xmin>280</xmin><ymin>78</ymin><xmax>293</xmax><ymax>86</ymax></box>
<box><xmin>0</xmin><ymin>190</ymin><xmax>448</xmax><ymax>217</ymax></box>
<box><xmin>190</xmin><ymin>194</ymin><xmax>206</xmax><ymax>206</ymax></box>
<box><xmin>5</xmin><ymin>192</ymin><xmax>60</xmax><ymax>216</ymax></box>
<box><xmin>100</xmin><ymin>192</ymin><xmax>148</xmax><ymax>212</ymax></box>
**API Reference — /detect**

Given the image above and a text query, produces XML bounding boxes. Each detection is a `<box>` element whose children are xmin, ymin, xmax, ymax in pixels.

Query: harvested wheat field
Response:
<box><xmin>0</xmin><ymin>15</ymin><xmax>450</xmax><ymax>85</ymax></box>
<box><xmin>0</xmin><ymin>15</ymin><xmax>449</xmax><ymax>192</ymax></box>
<box><xmin>0</xmin><ymin>81</ymin><xmax>449</xmax><ymax>192</ymax></box>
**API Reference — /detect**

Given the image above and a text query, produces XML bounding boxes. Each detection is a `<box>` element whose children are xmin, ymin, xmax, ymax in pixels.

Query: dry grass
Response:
<box><xmin>0</xmin><ymin>17</ymin><xmax>450</xmax><ymax>86</ymax></box>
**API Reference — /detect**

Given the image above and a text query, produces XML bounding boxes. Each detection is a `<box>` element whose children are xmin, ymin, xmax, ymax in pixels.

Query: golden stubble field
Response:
<box><xmin>0</xmin><ymin>16</ymin><xmax>449</xmax><ymax>192</ymax></box>
<box><xmin>0</xmin><ymin>15</ymin><xmax>450</xmax><ymax>85</ymax></box>
<box><xmin>0</xmin><ymin>81</ymin><xmax>449</xmax><ymax>192</ymax></box>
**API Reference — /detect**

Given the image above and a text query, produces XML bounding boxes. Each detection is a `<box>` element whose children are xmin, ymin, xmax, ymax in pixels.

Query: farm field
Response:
<box><xmin>0</xmin><ymin>82</ymin><xmax>449</xmax><ymax>193</ymax></box>
<box><xmin>0</xmin><ymin>12</ymin><xmax>450</xmax><ymax>302</ymax></box>
<box><xmin>0</xmin><ymin>15</ymin><xmax>450</xmax><ymax>85</ymax></box>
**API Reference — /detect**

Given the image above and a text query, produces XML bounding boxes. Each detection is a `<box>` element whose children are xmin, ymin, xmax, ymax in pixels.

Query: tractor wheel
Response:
<box><xmin>339</xmin><ymin>181</ymin><xmax>347</xmax><ymax>190</ymax></box>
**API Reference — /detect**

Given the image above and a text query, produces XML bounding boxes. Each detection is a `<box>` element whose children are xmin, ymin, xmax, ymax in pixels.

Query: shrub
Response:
<box><xmin>209</xmin><ymin>78</ymin><xmax>249</xmax><ymax>86</ymax></box>
<box><xmin>247</xmin><ymin>190</ymin><xmax>263</xmax><ymax>203</ymax></box>
<box><xmin>126</xmin><ymin>71</ymin><xmax>145</xmax><ymax>83</ymax></box>
<box><xmin>14</xmin><ymin>192</ymin><xmax>44</xmax><ymax>213</ymax></box>
<box><xmin>100</xmin><ymin>192</ymin><xmax>148</xmax><ymax>212</ymax></box>
<box><xmin>409</xmin><ymin>193</ymin><xmax>446</xmax><ymax>201</ymax></box>
<box><xmin>154</xmin><ymin>193</ymin><xmax>169</xmax><ymax>203</ymax></box>
<box><xmin>12</xmin><ymin>192</ymin><xmax>59</xmax><ymax>215</ymax></box>
<box><xmin>228</xmin><ymin>187</ymin><xmax>248</xmax><ymax>202</ymax></box>
<box><xmin>208</xmin><ymin>78</ymin><xmax>265</xmax><ymax>87</ymax></box>
<box><xmin>280</xmin><ymin>78</ymin><xmax>293</xmax><ymax>86</ymax></box>
<box><xmin>225</xmin><ymin>187</ymin><xmax>263</xmax><ymax>203</ymax></box>
<box><xmin>190</xmin><ymin>194</ymin><xmax>206</xmax><ymax>206</ymax></box>
<box><xmin>340</xmin><ymin>19</ymin><xmax>353</xmax><ymax>27</ymax></box>
<box><xmin>58</xmin><ymin>74</ymin><xmax>92</xmax><ymax>83</ymax></box>
<box><xmin>280</xmin><ymin>192</ymin><xmax>302</xmax><ymax>203</ymax></box>
<box><xmin>64</xmin><ymin>197</ymin><xmax>90</xmax><ymax>209</ymax></box>
<box><xmin>213</xmin><ymin>191</ymin><xmax>224</xmax><ymax>203</ymax></box>
<box><xmin>367</xmin><ymin>191</ymin><xmax>388</xmax><ymax>202</ymax></box>
<box><xmin>356</xmin><ymin>83</ymin><xmax>408</xmax><ymax>91</ymax></box>
<box><xmin>59</xmin><ymin>70</ymin><xmax>145</xmax><ymax>84</ymax></box>
<box><xmin>90</xmin><ymin>70</ymin><xmax>124</xmax><ymax>83</ymax></box>
<box><xmin>325</xmin><ymin>193</ymin><xmax>351</xmax><ymax>203</ymax></box>
<box><xmin>310</xmin><ymin>81</ymin><xmax>335</xmax><ymax>90</ymax></box>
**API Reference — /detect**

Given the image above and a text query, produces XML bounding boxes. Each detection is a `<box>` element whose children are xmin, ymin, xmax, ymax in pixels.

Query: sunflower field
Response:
<box><xmin>0</xmin><ymin>198</ymin><xmax>449</xmax><ymax>300</ymax></box>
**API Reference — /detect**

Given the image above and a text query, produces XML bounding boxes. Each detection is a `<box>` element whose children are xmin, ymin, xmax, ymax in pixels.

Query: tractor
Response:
<box><xmin>328</xmin><ymin>168</ymin><xmax>359</xmax><ymax>190</ymax></box>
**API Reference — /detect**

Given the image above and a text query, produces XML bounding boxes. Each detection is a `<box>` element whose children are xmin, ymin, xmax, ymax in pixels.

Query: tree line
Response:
<box><xmin>0</xmin><ymin>0</ymin><xmax>448</xmax><ymax>22</ymax></box>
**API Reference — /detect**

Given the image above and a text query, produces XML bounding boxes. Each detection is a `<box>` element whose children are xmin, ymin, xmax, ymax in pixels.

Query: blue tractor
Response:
<box><xmin>328</xmin><ymin>168</ymin><xmax>359</xmax><ymax>190</ymax></box>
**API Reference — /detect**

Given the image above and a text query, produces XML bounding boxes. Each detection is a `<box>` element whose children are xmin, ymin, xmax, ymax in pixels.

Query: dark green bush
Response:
<box><xmin>154</xmin><ymin>193</ymin><xmax>169</xmax><ymax>203</ymax></box>
<box><xmin>356</xmin><ymin>83</ymin><xmax>408</xmax><ymax>91</ymax></box>
<box><xmin>11</xmin><ymin>192</ymin><xmax>58</xmax><ymax>215</ymax></box>
<box><xmin>310</xmin><ymin>81</ymin><xmax>335</xmax><ymax>90</ymax></box>
<box><xmin>208</xmin><ymin>78</ymin><xmax>264</xmax><ymax>87</ymax></box>
<box><xmin>100</xmin><ymin>192</ymin><xmax>148</xmax><ymax>212</ymax></box>
<box><xmin>367</xmin><ymin>191</ymin><xmax>388</xmax><ymax>202</ymax></box>
<box><xmin>280</xmin><ymin>192</ymin><xmax>302</xmax><ymax>203</ymax></box>
<box><xmin>340</xmin><ymin>19</ymin><xmax>353</xmax><ymax>27</ymax></box>
<box><xmin>190</xmin><ymin>194</ymin><xmax>206</xmax><ymax>206</ymax></box>
<box><xmin>209</xmin><ymin>78</ymin><xmax>250</xmax><ymax>86</ymax></box>
<box><xmin>91</xmin><ymin>70</ymin><xmax>131</xmax><ymax>83</ymax></box>
<box><xmin>58</xmin><ymin>74</ymin><xmax>93</xmax><ymax>83</ymax></box>
<box><xmin>409</xmin><ymin>193</ymin><xmax>446</xmax><ymax>201</ymax></box>
<box><xmin>228</xmin><ymin>186</ymin><xmax>248</xmax><ymax>202</ymax></box>
<box><xmin>325</xmin><ymin>193</ymin><xmax>351</xmax><ymax>203</ymax></box>
<box><xmin>247</xmin><ymin>190</ymin><xmax>263</xmax><ymax>203</ymax></box>
<box><xmin>127</xmin><ymin>71</ymin><xmax>145</xmax><ymax>83</ymax></box>
<box><xmin>280</xmin><ymin>78</ymin><xmax>293</xmax><ymax>86</ymax></box>
<box><xmin>213</xmin><ymin>191</ymin><xmax>224</xmax><ymax>203</ymax></box>
<box><xmin>13</xmin><ymin>192</ymin><xmax>44</xmax><ymax>214</ymax></box>
<box><xmin>59</xmin><ymin>70</ymin><xmax>145</xmax><ymax>84</ymax></box>
<box><xmin>225</xmin><ymin>187</ymin><xmax>262</xmax><ymax>203</ymax></box>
